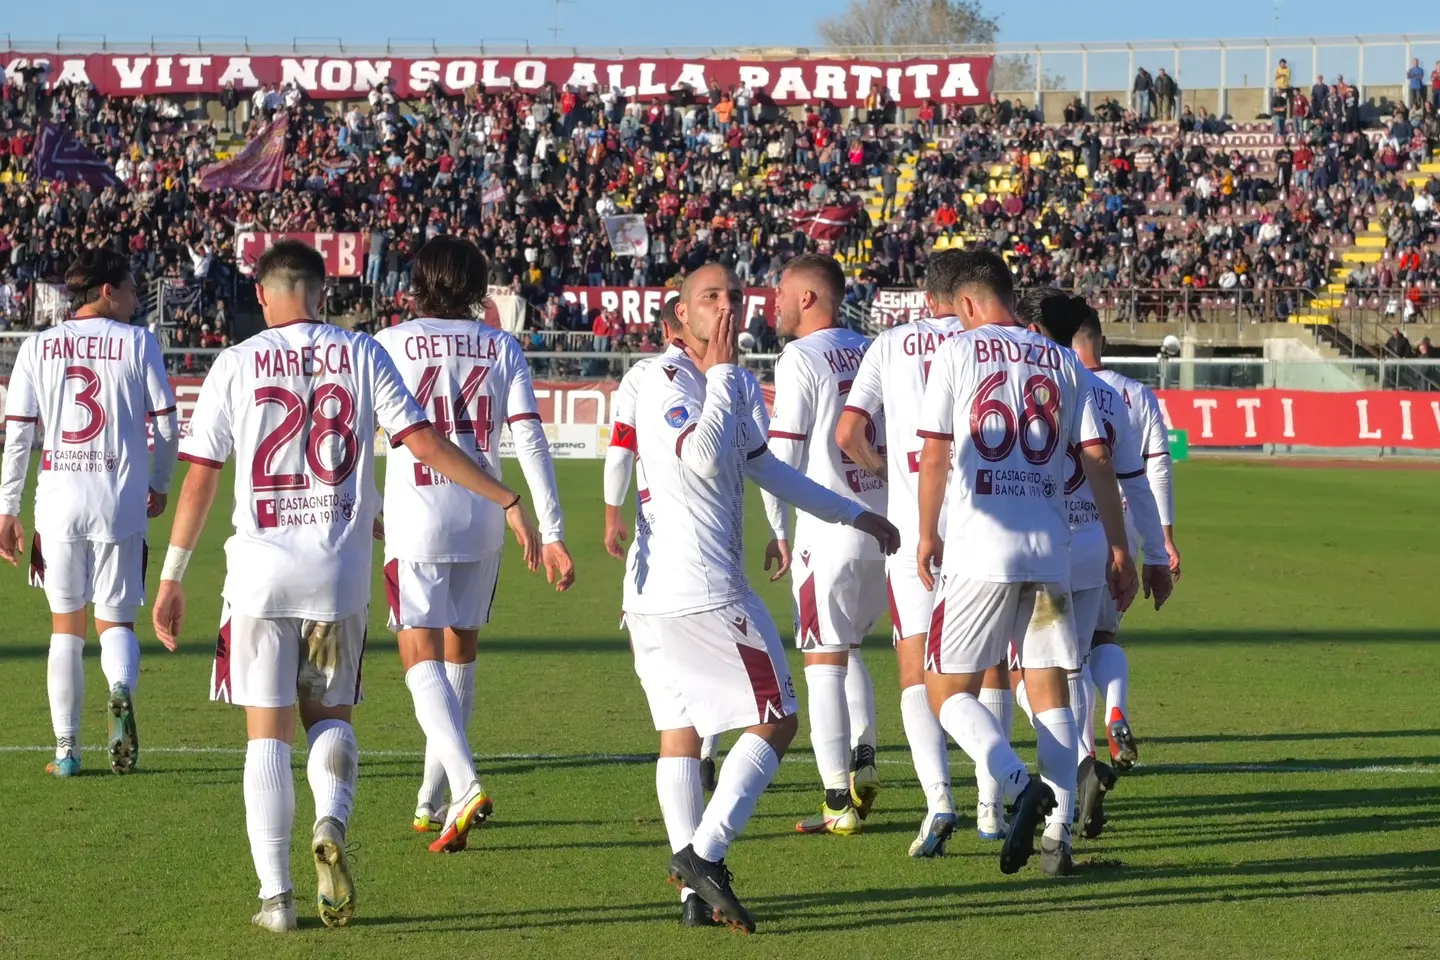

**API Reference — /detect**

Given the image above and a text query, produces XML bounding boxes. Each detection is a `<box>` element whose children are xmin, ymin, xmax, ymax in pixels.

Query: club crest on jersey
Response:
<box><xmin>665</xmin><ymin>405</ymin><xmax>691</xmax><ymax>428</ymax></box>
<box><xmin>1042</xmin><ymin>477</ymin><xmax>1057</xmax><ymax>498</ymax></box>
<box><xmin>340</xmin><ymin>494</ymin><xmax>357</xmax><ymax>521</ymax></box>
<box><xmin>104</xmin><ymin>453</ymin><xmax>119</xmax><ymax>472</ymax></box>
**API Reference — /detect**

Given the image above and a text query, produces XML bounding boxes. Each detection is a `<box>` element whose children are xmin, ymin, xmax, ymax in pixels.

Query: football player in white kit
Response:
<box><xmin>151</xmin><ymin>241</ymin><xmax>541</xmax><ymax>933</ymax></box>
<box><xmin>914</xmin><ymin>251</ymin><xmax>1137</xmax><ymax>877</ymax></box>
<box><xmin>836</xmin><ymin>249</ymin><xmax>982</xmax><ymax>856</ymax></box>
<box><xmin>604</xmin><ymin>298</ymin><xmax>789</xmax><ymax>795</ymax></box>
<box><xmin>1015</xmin><ymin>289</ymin><xmax>1173</xmax><ymax>838</ymax></box>
<box><xmin>1071</xmin><ymin>302</ymin><xmax>1182</xmax><ymax>799</ymax></box>
<box><xmin>374</xmin><ymin>236</ymin><xmax>575</xmax><ymax>852</ymax></box>
<box><xmin>624</xmin><ymin>264</ymin><xmax>899</xmax><ymax>932</ymax></box>
<box><xmin>761</xmin><ymin>254</ymin><xmax>886</xmax><ymax>836</ymax></box>
<box><xmin>0</xmin><ymin>250</ymin><xmax>177</xmax><ymax>778</ymax></box>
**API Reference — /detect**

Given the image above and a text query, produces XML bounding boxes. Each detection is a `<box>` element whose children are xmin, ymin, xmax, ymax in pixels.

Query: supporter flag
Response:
<box><xmin>789</xmin><ymin>202</ymin><xmax>862</xmax><ymax>241</ymax></box>
<box><xmin>603</xmin><ymin>215</ymin><xmax>650</xmax><ymax>257</ymax></box>
<box><xmin>31</xmin><ymin>122</ymin><xmax>118</xmax><ymax>189</ymax></box>
<box><xmin>197</xmin><ymin>115</ymin><xmax>289</xmax><ymax>192</ymax></box>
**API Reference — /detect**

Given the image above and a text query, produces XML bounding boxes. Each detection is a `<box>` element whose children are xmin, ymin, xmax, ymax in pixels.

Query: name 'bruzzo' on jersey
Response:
<box><xmin>916</xmin><ymin>324</ymin><xmax>1104</xmax><ymax>583</ymax></box>
<box><xmin>180</xmin><ymin>320</ymin><xmax>427</xmax><ymax>622</ymax></box>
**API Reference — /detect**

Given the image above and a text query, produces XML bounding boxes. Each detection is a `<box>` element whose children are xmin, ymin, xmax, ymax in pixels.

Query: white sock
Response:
<box><xmin>1034</xmin><ymin>707</ymin><xmax>1078</xmax><ymax>828</ymax></box>
<box><xmin>937</xmin><ymin>692</ymin><xmax>1029</xmax><ymax>805</ymax></box>
<box><xmin>1015</xmin><ymin>679</ymin><xmax>1036</xmax><ymax>727</ymax></box>
<box><xmin>98</xmin><ymin>626</ymin><xmax>140</xmax><ymax>692</ymax></box>
<box><xmin>419</xmin><ymin>659</ymin><xmax>477</xmax><ymax>810</ymax></box>
<box><xmin>700</xmin><ymin>736</ymin><xmax>719</xmax><ymax>761</ymax></box>
<box><xmin>845</xmin><ymin>648</ymin><xmax>877</xmax><ymax>751</ymax></box>
<box><xmin>1067</xmin><ymin>671</ymin><xmax>1090</xmax><ymax>765</ymax></box>
<box><xmin>1089</xmin><ymin>644</ymin><xmax>1130</xmax><ymax>723</ymax></box>
<box><xmin>804</xmin><ymin>663</ymin><xmax>851</xmax><ymax>792</ymax></box>
<box><xmin>900</xmin><ymin>684</ymin><xmax>953</xmax><ymax>815</ymax></box>
<box><xmin>406</xmin><ymin>660</ymin><xmax>477</xmax><ymax>800</ymax></box>
<box><xmin>306</xmin><ymin>719</ymin><xmax>358</xmax><ymax>827</ymax></box>
<box><xmin>656</xmin><ymin>757</ymin><xmax>706</xmax><ymax>901</ymax></box>
<box><xmin>244</xmin><ymin>738</ymin><xmax>295</xmax><ymax>899</ymax></box>
<box><xmin>975</xmin><ymin>687</ymin><xmax>1014</xmax><ymax>806</ymax></box>
<box><xmin>47</xmin><ymin>634</ymin><xmax>84</xmax><ymax>758</ymax></box>
<box><xmin>1080</xmin><ymin>665</ymin><xmax>1096</xmax><ymax>757</ymax></box>
<box><xmin>690</xmin><ymin>733</ymin><xmax>780</xmax><ymax>863</ymax></box>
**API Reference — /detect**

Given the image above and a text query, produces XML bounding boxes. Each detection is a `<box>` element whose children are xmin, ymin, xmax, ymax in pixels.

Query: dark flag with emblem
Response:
<box><xmin>31</xmin><ymin>122</ymin><xmax>119</xmax><ymax>189</ymax></box>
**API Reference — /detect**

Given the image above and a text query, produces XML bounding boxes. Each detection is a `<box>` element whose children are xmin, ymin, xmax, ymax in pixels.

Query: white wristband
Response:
<box><xmin>161</xmin><ymin>546</ymin><xmax>193</xmax><ymax>583</ymax></box>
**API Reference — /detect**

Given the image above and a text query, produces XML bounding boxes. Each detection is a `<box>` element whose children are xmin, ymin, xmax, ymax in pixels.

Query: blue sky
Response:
<box><xmin>4</xmin><ymin>1</ymin><xmax>1437</xmax><ymax>90</ymax></box>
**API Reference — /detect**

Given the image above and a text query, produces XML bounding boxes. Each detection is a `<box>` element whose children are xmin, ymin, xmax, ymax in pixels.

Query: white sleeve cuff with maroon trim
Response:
<box><xmin>178</xmin><ymin>451</ymin><xmax>225</xmax><ymax>469</ymax></box>
<box><xmin>388</xmin><ymin>419</ymin><xmax>432</xmax><ymax>448</ymax></box>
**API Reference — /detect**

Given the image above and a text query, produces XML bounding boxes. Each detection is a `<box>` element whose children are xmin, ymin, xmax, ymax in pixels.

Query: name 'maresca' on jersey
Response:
<box><xmin>917</xmin><ymin>323</ymin><xmax>1104</xmax><ymax>583</ymax></box>
<box><xmin>375</xmin><ymin>317</ymin><xmax>564</xmax><ymax>562</ymax></box>
<box><xmin>179</xmin><ymin>319</ymin><xmax>427</xmax><ymax>621</ymax></box>
<box><xmin>0</xmin><ymin>317</ymin><xmax>175</xmax><ymax>543</ymax></box>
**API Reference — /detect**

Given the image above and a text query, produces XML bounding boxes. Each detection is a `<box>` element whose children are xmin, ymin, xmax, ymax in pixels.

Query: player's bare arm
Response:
<box><xmin>747</xmin><ymin>451</ymin><xmax>900</xmax><ymax>555</ymax></box>
<box><xmin>400</xmin><ymin>423</ymin><xmax>542</xmax><ymax>572</ymax></box>
<box><xmin>1078</xmin><ymin>443</ymin><xmax>1139</xmax><ymax>613</ymax></box>
<box><xmin>835</xmin><ymin>408</ymin><xmax>886</xmax><ymax>480</ymax></box>
<box><xmin>153</xmin><ymin>460</ymin><xmax>223</xmax><ymax>650</ymax></box>
<box><xmin>914</xmin><ymin>435</ymin><xmax>950</xmax><ymax>591</ymax></box>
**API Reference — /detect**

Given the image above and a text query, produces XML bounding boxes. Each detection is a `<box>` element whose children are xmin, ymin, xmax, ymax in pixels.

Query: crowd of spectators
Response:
<box><xmin>2</xmin><ymin>58</ymin><xmax>1440</xmax><ymax>359</ymax></box>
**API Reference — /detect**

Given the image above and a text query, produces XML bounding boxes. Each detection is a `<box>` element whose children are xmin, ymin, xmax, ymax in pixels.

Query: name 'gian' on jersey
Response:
<box><xmin>768</xmin><ymin>326</ymin><xmax>883</xmax><ymax>559</ymax></box>
<box><xmin>917</xmin><ymin>324</ymin><xmax>1104</xmax><ymax>583</ymax></box>
<box><xmin>3</xmin><ymin>317</ymin><xmax>174</xmax><ymax>542</ymax></box>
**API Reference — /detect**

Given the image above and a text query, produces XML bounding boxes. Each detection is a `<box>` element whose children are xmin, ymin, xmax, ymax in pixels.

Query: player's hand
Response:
<box><xmin>147</xmin><ymin>489</ymin><xmax>168</xmax><ymax>518</ymax></box>
<box><xmin>604</xmin><ymin>516</ymin><xmax>629</xmax><ymax>560</ymax></box>
<box><xmin>1108</xmin><ymin>546</ymin><xmax>1140</xmax><ymax>614</ymax></box>
<box><xmin>855</xmin><ymin>512</ymin><xmax>901</xmax><ymax>558</ymax></box>
<box><xmin>697</xmin><ymin>312</ymin><xmax>736</xmax><ymax>373</ymax></box>
<box><xmin>506</xmin><ymin>500</ymin><xmax>541</xmax><ymax>571</ymax></box>
<box><xmin>542</xmin><ymin>540</ymin><xmax>576</xmax><ymax>592</ymax></box>
<box><xmin>1142</xmin><ymin>563</ymin><xmax>1174</xmax><ymax>611</ymax></box>
<box><xmin>764</xmin><ymin>538</ymin><xmax>791</xmax><ymax>581</ymax></box>
<box><xmin>916</xmin><ymin>533</ymin><xmax>943</xmax><ymax>591</ymax></box>
<box><xmin>152</xmin><ymin>580</ymin><xmax>186</xmax><ymax>651</ymax></box>
<box><xmin>0</xmin><ymin>514</ymin><xmax>24</xmax><ymax>566</ymax></box>
<box><xmin>1165</xmin><ymin>537</ymin><xmax>1182</xmax><ymax>582</ymax></box>
<box><xmin>372</xmin><ymin>514</ymin><xmax>386</xmax><ymax>541</ymax></box>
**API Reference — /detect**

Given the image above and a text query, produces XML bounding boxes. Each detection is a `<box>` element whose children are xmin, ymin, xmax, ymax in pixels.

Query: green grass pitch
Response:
<box><xmin>0</xmin><ymin>457</ymin><xmax>1437</xmax><ymax>959</ymax></box>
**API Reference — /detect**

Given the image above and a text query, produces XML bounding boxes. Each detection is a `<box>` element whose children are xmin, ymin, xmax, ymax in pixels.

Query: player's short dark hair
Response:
<box><xmin>65</xmin><ymin>248</ymin><xmax>131</xmax><ymax>309</ymax></box>
<box><xmin>255</xmin><ymin>239</ymin><xmax>327</xmax><ymax>294</ymax></box>
<box><xmin>412</xmin><ymin>235</ymin><xmax>489</xmax><ymax>319</ymax></box>
<box><xmin>782</xmin><ymin>252</ymin><xmax>846</xmax><ymax>304</ymax></box>
<box><xmin>950</xmin><ymin>249</ymin><xmax>1015</xmax><ymax>304</ymax></box>
<box><xmin>658</xmin><ymin>298</ymin><xmax>678</xmax><ymax>330</ymax></box>
<box><xmin>1015</xmin><ymin>287</ymin><xmax>1078</xmax><ymax>345</ymax></box>
<box><xmin>1072</xmin><ymin>298</ymin><xmax>1103</xmax><ymax>344</ymax></box>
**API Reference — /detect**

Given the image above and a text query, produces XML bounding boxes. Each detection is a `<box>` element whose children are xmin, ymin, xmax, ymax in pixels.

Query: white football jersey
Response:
<box><xmin>845</xmin><ymin>316</ymin><xmax>965</xmax><ymax>541</ymax></box>
<box><xmin>623</xmin><ymin>345</ymin><xmax>770</xmax><ymax>617</ymax></box>
<box><xmin>180</xmin><ymin>320</ymin><xmax>426</xmax><ymax>620</ymax></box>
<box><xmin>374</xmin><ymin>318</ymin><xmax>562</xmax><ymax>562</ymax></box>
<box><xmin>917</xmin><ymin>323</ymin><xmax>1103</xmax><ymax>583</ymax></box>
<box><xmin>1</xmin><ymin>317</ymin><xmax>174</xmax><ymax>542</ymax></box>
<box><xmin>1093</xmin><ymin>366</ymin><xmax>1172</xmax><ymax>506</ymax></box>
<box><xmin>606</xmin><ymin>356</ymin><xmax>656</xmax><ymax>456</ymax></box>
<box><xmin>767</xmin><ymin>327</ymin><xmax>882</xmax><ymax>559</ymax></box>
<box><xmin>1064</xmin><ymin>370</ymin><xmax>1146</xmax><ymax>590</ymax></box>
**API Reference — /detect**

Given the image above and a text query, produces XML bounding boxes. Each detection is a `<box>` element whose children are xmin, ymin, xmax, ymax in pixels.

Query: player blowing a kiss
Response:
<box><xmin>622</xmin><ymin>264</ymin><xmax>899</xmax><ymax>933</ymax></box>
<box><xmin>762</xmin><ymin>254</ymin><xmax>888</xmax><ymax>836</ymax></box>
<box><xmin>913</xmin><ymin>252</ymin><xmax>1138</xmax><ymax>877</ymax></box>
<box><xmin>374</xmin><ymin>235</ymin><xmax>574</xmax><ymax>851</ymax></box>
<box><xmin>0</xmin><ymin>249</ymin><xmax>178</xmax><ymax>778</ymax></box>
<box><xmin>152</xmin><ymin>241</ymin><xmax>542</xmax><ymax>933</ymax></box>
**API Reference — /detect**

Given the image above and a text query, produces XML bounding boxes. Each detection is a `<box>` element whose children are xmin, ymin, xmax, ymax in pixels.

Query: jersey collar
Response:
<box><xmin>272</xmin><ymin>318</ymin><xmax>324</xmax><ymax>329</ymax></box>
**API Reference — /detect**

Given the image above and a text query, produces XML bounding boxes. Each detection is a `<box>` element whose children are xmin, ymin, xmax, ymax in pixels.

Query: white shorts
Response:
<box><xmin>1096</xmin><ymin>593</ymin><xmax>1123</xmax><ymax>636</ymax></box>
<box><xmin>792</xmin><ymin>549</ymin><xmax>886</xmax><ymax>650</ymax></box>
<box><xmin>1071</xmin><ymin>585</ymin><xmax>1107</xmax><ymax>660</ymax></box>
<box><xmin>383</xmin><ymin>553</ymin><xmax>501</xmax><ymax>631</ymax></box>
<box><xmin>29</xmin><ymin>532</ymin><xmax>147</xmax><ymax>622</ymax></box>
<box><xmin>211</xmin><ymin>602</ymin><xmax>369</xmax><ymax>709</ymax></box>
<box><xmin>625</xmin><ymin>593</ymin><xmax>799</xmax><ymax>739</ymax></box>
<box><xmin>886</xmin><ymin>554</ymin><xmax>937</xmax><ymax>644</ymax></box>
<box><xmin>927</xmin><ymin>575</ymin><xmax>1080</xmax><ymax>675</ymax></box>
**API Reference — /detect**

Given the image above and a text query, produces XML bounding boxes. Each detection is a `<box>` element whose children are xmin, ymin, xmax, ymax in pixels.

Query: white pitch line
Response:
<box><xmin>0</xmin><ymin>745</ymin><xmax>1435</xmax><ymax>775</ymax></box>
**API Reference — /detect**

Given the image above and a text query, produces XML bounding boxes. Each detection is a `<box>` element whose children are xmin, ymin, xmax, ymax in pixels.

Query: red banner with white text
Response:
<box><xmin>234</xmin><ymin>232</ymin><xmax>370</xmax><ymax>277</ymax></box>
<box><xmin>559</xmin><ymin>286</ymin><xmax>776</xmax><ymax>332</ymax></box>
<box><xmin>1</xmin><ymin>53</ymin><xmax>992</xmax><ymax>106</ymax></box>
<box><xmin>1155</xmin><ymin>389</ymin><xmax>1440</xmax><ymax>448</ymax></box>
